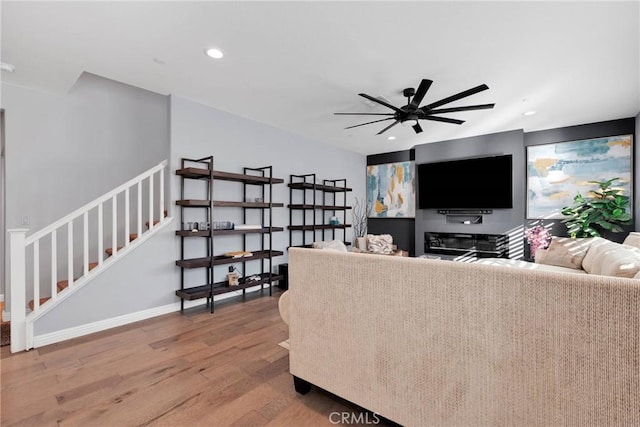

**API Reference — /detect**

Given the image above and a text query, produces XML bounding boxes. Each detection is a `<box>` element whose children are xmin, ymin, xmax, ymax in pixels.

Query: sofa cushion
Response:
<box><xmin>598</xmin><ymin>245</ymin><xmax>640</xmax><ymax>278</ymax></box>
<box><xmin>582</xmin><ymin>238</ymin><xmax>623</xmax><ymax>274</ymax></box>
<box><xmin>623</xmin><ymin>232</ymin><xmax>640</xmax><ymax>248</ymax></box>
<box><xmin>366</xmin><ymin>234</ymin><xmax>393</xmax><ymax>254</ymax></box>
<box><xmin>536</xmin><ymin>237</ymin><xmax>593</xmax><ymax>270</ymax></box>
<box><xmin>311</xmin><ymin>240</ymin><xmax>348</xmax><ymax>252</ymax></box>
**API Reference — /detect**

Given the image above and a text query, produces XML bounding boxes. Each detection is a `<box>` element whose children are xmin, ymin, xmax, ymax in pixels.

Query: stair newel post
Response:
<box><xmin>149</xmin><ymin>173</ymin><xmax>154</xmax><ymax>231</ymax></box>
<box><xmin>8</xmin><ymin>228</ymin><xmax>28</xmax><ymax>353</ymax></box>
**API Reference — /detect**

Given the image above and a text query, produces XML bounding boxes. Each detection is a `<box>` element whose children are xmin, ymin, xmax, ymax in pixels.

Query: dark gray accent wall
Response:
<box><xmin>637</xmin><ymin>112</ymin><xmax>640</xmax><ymax>230</ymax></box>
<box><xmin>524</xmin><ymin>118</ymin><xmax>636</xmax><ymax>243</ymax></box>
<box><xmin>414</xmin><ymin>130</ymin><xmax>525</xmax><ymax>256</ymax></box>
<box><xmin>366</xmin><ymin>150</ymin><xmax>416</xmax><ymax>255</ymax></box>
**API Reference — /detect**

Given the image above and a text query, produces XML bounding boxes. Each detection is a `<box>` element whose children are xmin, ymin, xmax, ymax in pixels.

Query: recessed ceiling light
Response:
<box><xmin>1</xmin><ymin>62</ymin><xmax>15</xmax><ymax>73</ymax></box>
<box><xmin>387</xmin><ymin>136</ymin><xmax>396</xmax><ymax>140</ymax></box>
<box><xmin>205</xmin><ymin>48</ymin><xmax>224</xmax><ymax>59</ymax></box>
<box><xmin>523</xmin><ymin>110</ymin><xmax>537</xmax><ymax>116</ymax></box>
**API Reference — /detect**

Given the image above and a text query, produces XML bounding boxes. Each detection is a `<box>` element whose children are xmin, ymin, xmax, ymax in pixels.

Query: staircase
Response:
<box><xmin>8</xmin><ymin>160</ymin><xmax>171</xmax><ymax>353</ymax></box>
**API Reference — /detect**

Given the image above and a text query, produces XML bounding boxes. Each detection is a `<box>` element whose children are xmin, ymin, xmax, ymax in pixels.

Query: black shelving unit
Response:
<box><xmin>175</xmin><ymin>156</ymin><xmax>284</xmax><ymax>313</ymax></box>
<box><xmin>288</xmin><ymin>174</ymin><xmax>352</xmax><ymax>248</ymax></box>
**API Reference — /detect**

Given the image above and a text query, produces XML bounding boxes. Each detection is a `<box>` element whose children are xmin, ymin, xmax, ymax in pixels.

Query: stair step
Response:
<box><xmin>105</xmin><ymin>246</ymin><xmax>124</xmax><ymax>257</ymax></box>
<box><xmin>28</xmin><ymin>297</ymin><xmax>51</xmax><ymax>311</ymax></box>
<box><xmin>145</xmin><ymin>211</ymin><xmax>168</xmax><ymax>228</ymax></box>
<box><xmin>56</xmin><ymin>262</ymin><xmax>100</xmax><ymax>291</ymax></box>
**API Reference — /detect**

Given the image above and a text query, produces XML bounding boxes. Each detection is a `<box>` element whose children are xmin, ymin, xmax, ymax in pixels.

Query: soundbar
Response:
<box><xmin>437</xmin><ymin>209</ymin><xmax>493</xmax><ymax>215</ymax></box>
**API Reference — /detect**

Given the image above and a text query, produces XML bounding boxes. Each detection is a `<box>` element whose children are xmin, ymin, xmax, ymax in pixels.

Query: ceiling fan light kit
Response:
<box><xmin>335</xmin><ymin>78</ymin><xmax>495</xmax><ymax>135</ymax></box>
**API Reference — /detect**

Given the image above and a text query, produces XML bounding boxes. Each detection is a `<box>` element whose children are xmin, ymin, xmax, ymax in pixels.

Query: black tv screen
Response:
<box><xmin>418</xmin><ymin>154</ymin><xmax>513</xmax><ymax>209</ymax></box>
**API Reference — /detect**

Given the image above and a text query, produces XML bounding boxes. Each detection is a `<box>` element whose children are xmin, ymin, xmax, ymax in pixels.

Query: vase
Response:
<box><xmin>356</xmin><ymin>237</ymin><xmax>367</xmax><ymax>251</ymax></box>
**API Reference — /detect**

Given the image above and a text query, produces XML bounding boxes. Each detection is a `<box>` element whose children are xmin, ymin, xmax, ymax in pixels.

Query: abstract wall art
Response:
<box><xmin>366</xmin><ymin>161</ymin><xmax>415</xmax><ymax>218</ymax></box>
<box><xmin>526</xmin><ymin>134</ymin><xmax>632</xmax><ymax>219</ymax></box>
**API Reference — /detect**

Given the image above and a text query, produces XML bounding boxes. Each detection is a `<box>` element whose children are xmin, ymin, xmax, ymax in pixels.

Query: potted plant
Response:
<box><xmin>561</xmin><ymin>177</ymin><xmax>632</xmax><ymax>238</ymax></box>
<box><xmin>352</xmin><ymin>197</ymin><xmax>369</xmax><ymax>250</ymax></box>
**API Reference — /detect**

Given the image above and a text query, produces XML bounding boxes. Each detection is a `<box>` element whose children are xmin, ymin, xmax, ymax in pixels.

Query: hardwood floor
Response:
<box><xmin>1</xmin><ymin>290</ymin><xmax>393</xmax><ymax>426</ymax></box>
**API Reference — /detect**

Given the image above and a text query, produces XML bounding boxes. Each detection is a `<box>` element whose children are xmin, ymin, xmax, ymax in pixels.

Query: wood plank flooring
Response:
<box><xmin>1</xmin><ymin>290</ymin><xmax>393</xmax><ymax>426</ymax></box>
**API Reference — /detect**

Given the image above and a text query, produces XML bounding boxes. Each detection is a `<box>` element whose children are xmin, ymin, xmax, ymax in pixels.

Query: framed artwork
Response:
<box><xmin>367</xmin><ymin>161</ymin><xmax>415</xmax><ymax>218</ymax></box>
<box><xmin>526</xmin><ymin>134</ymin><xmax>632</xmax><ymax>219</ymax></box>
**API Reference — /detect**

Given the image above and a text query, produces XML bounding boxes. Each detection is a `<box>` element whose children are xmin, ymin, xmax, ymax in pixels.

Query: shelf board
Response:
<box><xmin>176</xmin><ymin>167</ymin><xmax>283</xmax><ymax>184</ymax></box>
<box><xmin>288</xmin><ymin>204</ymin><xmax>352</xmax><ymax>210</ymax></box>
<box><xmin>175</xmin><ymin>227</ymin><xmax>283</xmax><ymax>237</ymax></box>
<box><xmin>176</xmin><ymin>199</ymin><xmax>210</xmax><ymax>207</ymax></box>
<box><xmin>288</xmin><ymin>241</ymin><xmax>352</xmax><ymax>249</ymax></box>
<box><xmin>287</xmin><ymin>224</ymin><xmax>352</xmax><ymax>231</ymax></box>
<box><xmin>213</xmin><ymin>201</ymin><xmax>284</xmax><ymax>208</ymax></box>
<box><xmin>288</xmin><ymin>182</ymin><xmax>352</xmax><ymax>192</ymax></box>
<box><xmin>175</xmin><ymin>250</ymin><xmax>284</xmax><ymax>268</ymax></box>
<box><xmin>175</xmin><ymin>273</ymin><xmax>284</xmax><ymax>300</ymax></box>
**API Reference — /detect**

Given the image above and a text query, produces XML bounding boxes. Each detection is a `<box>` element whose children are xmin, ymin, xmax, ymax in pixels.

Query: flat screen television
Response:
<box><xmin>418</xmin><ymin>154</ymin><xmax>513</xmax><ymax>209</ymax></box>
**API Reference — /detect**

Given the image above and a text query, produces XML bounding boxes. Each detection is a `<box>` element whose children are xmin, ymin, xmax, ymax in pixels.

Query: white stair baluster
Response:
<box><xmin>159</xmin><ymin>168</ymin><xmax>165</xmax><ymax>224</ymax></box>
<box><xmin>137</xmin><ymin>181</ymin><xmax>142</xmax><ymax>237</ymax></box>
<box><xmin>125</xmin><ymin>187</ymin><xmax>130</xmax><ymax>246</ymax></box>
<box><xmin>68</xmin><ymin>222</ymin><xmax>74</xmax><ymax>288</ymax></box>
<box><xmin>98</xmin><ymin>203</ymin><xmax>103</xmax><ymax>266</ymax></box>
<box><xmin>51</xmin><ymin>230</ymin><xmax>57</xmax><ymax>300</ymax></box>
<box><xmin>83</xmin><ymin>211</ymin><xmax>89</xmax><ymax>275</ymax></box>
<box><xmin>33</xmin><ymin>240</ymin><xmax>40</xmax><ymax>312</ymax></box>
<box><xmin>112</xmin><ymin>195</ymin><xmax>117</xmax><ymax>257</ymax></box>
<box><xmin>149</xmin><ymin>174</ymin><xmax>154</xmax><ymax>230</ymax></box>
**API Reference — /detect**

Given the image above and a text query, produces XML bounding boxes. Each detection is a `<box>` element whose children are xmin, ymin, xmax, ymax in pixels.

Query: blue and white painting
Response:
<box><xmin>367</xmin><ymin>161</ymin><xmax>415</xmax><ymax>218</ymax></box>
<box><xmin>527</xmin><ymin>135</ymin><xmax>632</xmax><ymax>219</ymax></box>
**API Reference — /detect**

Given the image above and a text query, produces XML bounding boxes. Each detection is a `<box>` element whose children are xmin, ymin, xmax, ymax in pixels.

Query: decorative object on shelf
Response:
<box><xmin>526</xmin><ymin>134</ymin><xmax>632</xmax><ymax>219</ymax></box>
<box><xmin>224</xmin><ymin>250</ymin><xmax>253</xmax><ymax>258</ymax></box>
<box><xmin>366</xmin><ymin>161</ymin><xmax>415</xmax><ymax>218</ymax></box>
<box><xmin>352</xmin><ymin>197</ymin><xmax>368</xmax><ymax>250</ymax></box>
<box><xmin>524</xmin><ymin>225</ymin><xmax>552</xmax><ymax>258</ymax></box>
<box><xmin>560</xmin><ymin>177</ymin><xmax>632</xmax><ymax>238</ymax></box>
<box><xmin>227</xmin><ymin>266</ymin><xmax>239</xmax><ymax>286</ymax></box>
<box><xmin>329</xmin><ymin>216</ymin><xmax>340</xmax><ymax>225</ymax></box>
<box><xmin>212</xmin><ymin>221</ymin><xmax>233</xmax><ymax>230</ymax></box>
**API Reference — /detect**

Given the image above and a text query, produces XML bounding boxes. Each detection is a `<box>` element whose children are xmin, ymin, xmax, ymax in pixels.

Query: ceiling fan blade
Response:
<box><xmin>423</xmin><ymin>116</ymin><xmax>465</xmax><ymax>125</ymax></box>
<box><xmin>334</xmin><ymin>112</ymin><xmax>395</xmax><ymax>116</ymax></box>
<box><xmin>358</xmin><ymin>93</ymin><xmax>402</xmax><ymax>112</ymax></box>
<box><xmin>376</xmin><ymin>120</ymin><xmax>400</xmax><ymax>135</ymax></box>
<box><xmin>409</xmin><ymin>79</ymin><xmax>433</xmax><ymax>108</ymax></box>
<box><xmin>424</xmin><ymin>84</ymin><xmax>489</xmax><ymax>110</ymax></box>
<box><xmin>344</xmin><ymin>117</ymin><xmax>394</xmax><ymax>130</ymax></box>
<box><xmin>412</xmin><ymin>123</ymin><xmax>423</xmax><ymax>134</ymax></box>
<box><xmin>427</xmin><ymin>103</ymin><xmax>495</xmax><ymax>114</ymax></box>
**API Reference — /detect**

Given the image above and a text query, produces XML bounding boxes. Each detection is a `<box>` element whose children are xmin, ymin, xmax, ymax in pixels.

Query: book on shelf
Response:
<box><xmin>224</xmin><ymin>251</ymin><xmax>254</xmax><ymax>258</ymax></box>
<box><xmin>233</xmin><ymin>224</ymin><xmax>262</xmax><ymax>230</ymax></box>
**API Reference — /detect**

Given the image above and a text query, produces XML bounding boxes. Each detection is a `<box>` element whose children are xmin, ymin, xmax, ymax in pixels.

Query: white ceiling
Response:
<box><xmin>2</xmin><ymin>1</ymin><xmax>639</xmax><ymax>155</ymax></box>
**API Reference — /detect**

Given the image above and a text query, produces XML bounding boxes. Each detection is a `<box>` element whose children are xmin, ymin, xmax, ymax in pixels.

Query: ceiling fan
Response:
<box><xmin>335</xmin><ymin>79</ymin><xmax>495</xmax><ymax>135</ymax></box>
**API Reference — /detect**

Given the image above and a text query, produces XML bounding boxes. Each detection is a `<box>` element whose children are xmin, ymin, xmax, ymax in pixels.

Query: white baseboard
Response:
<box><xmin>32</xmin><ymin>284</ymin><xmax>272</xmax><ymax>348</ymax></box>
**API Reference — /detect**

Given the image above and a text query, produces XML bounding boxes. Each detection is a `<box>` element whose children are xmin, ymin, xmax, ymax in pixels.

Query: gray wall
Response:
<box><xmin>2</xmin><ymin>73</ymin><xmax>171</xmax><ymax>325</ymax></box>
<box><xmin>170</xmin><ymin>96</ymin><xmax>366</xmax><ymax>291</ymax></box>
<box><xmin>414</xmin><ymin>129</ymin><xmax>526</xmax><ymax>256</ymax></box>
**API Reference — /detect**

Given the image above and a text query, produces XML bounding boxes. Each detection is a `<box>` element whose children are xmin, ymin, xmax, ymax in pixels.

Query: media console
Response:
<box><xmin>424</xmin><ymin>232</ymin><xmax>509</xmax><ymax>259</ymax></box>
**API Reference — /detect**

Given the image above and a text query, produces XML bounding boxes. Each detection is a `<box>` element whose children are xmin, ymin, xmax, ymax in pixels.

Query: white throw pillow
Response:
<box><xmin>311</xmin><ymin>240</ymin><xmax>348</xmax><ymax>252</ymax></box>
<box><xmin>537</xmin><ymin>236</ymin><xmax>593</xmax><ymax>270</ymax></box>
<box><xmin>582</xmin><ymin>238</ymin><xmax>620</xmax><ymax>274</ymax></box>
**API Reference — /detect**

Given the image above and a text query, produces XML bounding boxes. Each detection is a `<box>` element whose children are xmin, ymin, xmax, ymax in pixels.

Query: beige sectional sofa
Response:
<box><xmin>282</xmin><ymin>246</ymin><xmax>640</xmax><ymax>427</ymax></box>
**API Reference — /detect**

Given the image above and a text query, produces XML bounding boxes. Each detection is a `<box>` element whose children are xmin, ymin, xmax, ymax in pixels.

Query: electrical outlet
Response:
<box><xmin>21</xmin><ymin>215</ymin><xmax>30</xmax><ymax>225</ymax></box>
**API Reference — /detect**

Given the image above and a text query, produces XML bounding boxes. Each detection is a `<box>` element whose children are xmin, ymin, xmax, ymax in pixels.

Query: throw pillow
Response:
<box><xmin>582</xmin><ymin>238</ymin><xmax>620</xmax><ymax>274</ymax></box>
<box><xmin>367</xmin><ymin>234</ymin><xmax>393</xmax><ymax>254</ymax></box>
<box><xmin>539</xmin><ymin>236</ymin><xmax>593</xmax><ymax>270</ymax></box>
<box><xmin>623</xmin><ymin>232</ymin><xmax>640</xmax><ymax>248</ymax></box>
<box><xmin>311</xmin><ymin>240</ymin><xmax>348</xmax><ymax>252</ymax></box>
<box><xmin>599</xmin><ymin>245</ymin><xmax>640</xmax><ymax>278</ymax></box>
